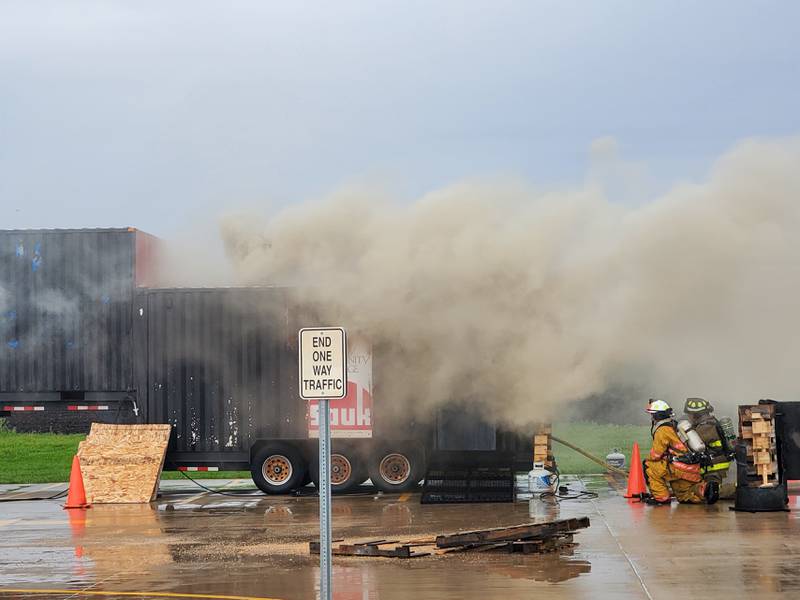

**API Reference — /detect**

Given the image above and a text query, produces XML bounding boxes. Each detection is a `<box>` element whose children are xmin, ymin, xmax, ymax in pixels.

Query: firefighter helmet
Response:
<box><xmin>684</xmin><ymin>397</ymin><xmax>713</xmax><ymax>414</ymax></box>
<box><xmin>646</xmin><ymin>399</ymin><xmax>672</xmax><ymax>414</ymax></box>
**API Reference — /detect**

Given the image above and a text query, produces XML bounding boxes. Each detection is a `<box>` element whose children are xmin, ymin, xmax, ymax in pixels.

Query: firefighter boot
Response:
<box><xmin>645</xmin><ymin>496</ymin><xmax>672</xmax><ymax>506</ymax></box>
<box><xmin>704</xmin><ymin>480</ymin><xmax>720</xmax><ymax>505</ymax></box>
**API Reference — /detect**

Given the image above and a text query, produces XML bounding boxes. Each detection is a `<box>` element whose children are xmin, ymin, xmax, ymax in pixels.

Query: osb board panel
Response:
<box><xmin>85</xmin><ymin>423</ymin><xmax>172</xmax><ymax>441</ymax></box>
<box><xmin>77</xmin><ymin>423</ymin><xmax>171</xmax><ymax>504</ymax></box>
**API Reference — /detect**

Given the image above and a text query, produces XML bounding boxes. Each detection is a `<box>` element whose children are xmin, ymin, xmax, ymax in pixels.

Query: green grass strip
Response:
<box><xmin>0</xmin><ymin>422</ymin><xmax>652</xmax><ymax>483</ymax></box>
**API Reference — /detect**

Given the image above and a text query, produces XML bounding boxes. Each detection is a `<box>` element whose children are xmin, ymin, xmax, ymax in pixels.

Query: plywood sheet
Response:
<box><xmin>77</xmin><ymin>423</ymin><xmax>172</xmax><ymax>504</ymax></box>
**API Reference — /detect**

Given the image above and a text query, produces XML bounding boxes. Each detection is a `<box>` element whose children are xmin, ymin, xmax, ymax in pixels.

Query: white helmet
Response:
<box><xmin>646</xmin><ymin>399</ymin><xmax>672</xmax><ymax>414</ymax></box>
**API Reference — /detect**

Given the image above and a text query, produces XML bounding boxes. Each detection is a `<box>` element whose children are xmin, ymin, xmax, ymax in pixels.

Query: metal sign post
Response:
<box><xmin>298</xmin><ymin>327</ymin><xmax>347</xmax><ymax>600</ymax></box>
<box><xmin>318</xmin><ymin>397</ymin><xmax>332</xmax><ymax>600</ymax></box>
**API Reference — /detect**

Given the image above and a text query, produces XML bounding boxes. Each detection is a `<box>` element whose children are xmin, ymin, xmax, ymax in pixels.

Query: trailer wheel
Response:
<box><xmin>311</xmin><ymin>448</ymin><xmax>365</xmax><ymax>494</ymax></box>
<box><xmin>368</xmin><ymin>446</ymin><xmax>425</xmax><ymax>493</ymax></box>
<box><xmin>251</xmin><ymin>443</ymin><xmax>307</xmax><ymax>495</ymax></box>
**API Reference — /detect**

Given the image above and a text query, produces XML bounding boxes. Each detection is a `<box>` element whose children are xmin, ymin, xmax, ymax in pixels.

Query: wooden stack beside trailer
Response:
<box><xmin>533</xmin><ymin>424</ymin><xmax>555</xmax><ymax>470</ymax></box>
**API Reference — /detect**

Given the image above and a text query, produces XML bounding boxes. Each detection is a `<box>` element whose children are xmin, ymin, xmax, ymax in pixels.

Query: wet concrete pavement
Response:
<box><xmin>2</xmin><ymin>476</ymin><xmax>800</xmax><ymax>600</ymax></box>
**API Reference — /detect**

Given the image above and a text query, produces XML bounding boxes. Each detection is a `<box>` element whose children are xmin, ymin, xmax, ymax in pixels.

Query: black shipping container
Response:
<box><xmin>0</xmin><ymin>228</ymin><xmax>157</xmax><ymax>395</ymax></box>
<box><xmin>135</xmin><ymin>286</ymin><xmax>532</xmax><ymax>486</ymax></box>
<box><xmin>135</xmin><ymin>287</ymin><xmax>303</xmax><ymax>466</ymax></box>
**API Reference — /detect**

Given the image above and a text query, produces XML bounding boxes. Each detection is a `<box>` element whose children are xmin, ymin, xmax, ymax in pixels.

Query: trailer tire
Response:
<box><xmin>311</xmin><ymin>448</ymin><xmax>365</xmax><ymax>494</ymax></box>
<box><xmin>251</xmin><ymin>443</ymin><xmax>307</xmax><ymax>495</ymax></box>
<box><xmin>368</xmin><ymin>445</ymin><xmax>425</xmax><ymax>493</ymax></box>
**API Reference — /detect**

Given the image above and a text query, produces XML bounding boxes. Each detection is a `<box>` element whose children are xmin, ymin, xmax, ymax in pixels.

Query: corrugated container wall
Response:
<box><xmin>0</xmin><ymin>228</ymin><xmax>157</xmax><ymax>393</ymax></box>
<box><xmin>135</xmin><ymin>287</ymin><xmax>303</xmax><ymax>460</ymax></box>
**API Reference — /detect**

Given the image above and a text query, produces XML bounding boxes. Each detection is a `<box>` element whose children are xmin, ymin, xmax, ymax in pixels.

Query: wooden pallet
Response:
<box><xmin>310</xmin><ymin>539</ymin><xmax>438</xmax><ymax>558</ymax></box>
<box><xmin>435</xmin><ymin>517</ymin><xmax>589</xmax><ymax>548</ymax></box>
<box><xmin>309</xmin><ymin>518</ymin><xmax>590</xmax><ymax>559</ymax></box>
<box><xmin>739</xmin><ymin>405</ymin><xmax>778</xmax><ymax>487</ymax></box>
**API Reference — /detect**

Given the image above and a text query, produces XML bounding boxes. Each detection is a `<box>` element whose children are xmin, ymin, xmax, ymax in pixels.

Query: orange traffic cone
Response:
<box><xmin>64</xmin><ymin>455</ymin><xmax>91</xmax><ymax>509</ymax></box>
<box><xmin>624</xmin><ymin>442</ymin><xmax>647</xmax><ymax>498</ymax></box>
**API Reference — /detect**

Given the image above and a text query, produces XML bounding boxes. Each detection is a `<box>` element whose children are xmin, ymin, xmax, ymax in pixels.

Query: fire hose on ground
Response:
<box><xmin>550</xmin><ymin>435</ymin><xmax>629</xmax><ymax>476</ymax></box>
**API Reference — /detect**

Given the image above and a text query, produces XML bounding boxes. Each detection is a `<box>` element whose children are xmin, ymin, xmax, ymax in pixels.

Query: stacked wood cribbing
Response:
<box><xmin>77</xmin><ymin>423</ymin><xmax>172</xmax><ymax>503</ymax></box>
<box><xmin>533</xmin><ymin>423</ymin><xmax>555</xmax><ymax>469</ymax></box>
<box><xmin>739</xmin><ymin>405</ymin><xmax>778</xmax><ymax>487</ymax></box>
<box><xmin>309</xmin><ymin>517</ymin><xmax>590</xmax><ymax>558</ymax></box>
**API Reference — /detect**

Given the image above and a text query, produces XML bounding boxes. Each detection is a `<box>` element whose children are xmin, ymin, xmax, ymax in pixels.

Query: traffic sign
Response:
<box><xmin>299</xmin><ymin>327</ymin><xmax>347</xmax><ymax>400</ymax></box>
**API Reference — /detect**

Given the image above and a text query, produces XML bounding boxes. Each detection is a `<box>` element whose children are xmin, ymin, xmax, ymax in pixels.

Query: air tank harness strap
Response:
<box><xmin>651</xmin><ymin>418</ymin><xmax>674</xmax><ymax>438</ymax></box>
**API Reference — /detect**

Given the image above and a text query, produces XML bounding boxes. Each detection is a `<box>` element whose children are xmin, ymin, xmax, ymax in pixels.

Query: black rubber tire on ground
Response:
<box><xmin>367</xmin><ymin>445</ymin><xmax>425</xmax><ymax>493</ymax></box>
<box><xmin>311</xmin><ymin>447</ymin><xmax>365</xmax><ymax>494</ymax></box>
<box><xmin>251</xmin><ymin>443</ymin><xmax>308</xmax><ymax>495</ymax></box>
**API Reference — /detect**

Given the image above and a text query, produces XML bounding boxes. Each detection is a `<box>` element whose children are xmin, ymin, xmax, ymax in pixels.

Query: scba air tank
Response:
<box><xmin>676</xmin><ymin>419</ymin><xmax>706</xmax><ymax>453</ymax></box>
<box><xmin>718</xmin><ymin>416</ymin><xmax>737</xmax><ymax>443</ymax></box>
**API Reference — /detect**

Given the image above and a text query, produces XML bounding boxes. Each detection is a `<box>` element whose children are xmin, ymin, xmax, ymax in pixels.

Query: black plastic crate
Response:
<box><xmin>421</xmin><ymin>451</ymin><xmax>516</xmax><ymax>504</ymax></box>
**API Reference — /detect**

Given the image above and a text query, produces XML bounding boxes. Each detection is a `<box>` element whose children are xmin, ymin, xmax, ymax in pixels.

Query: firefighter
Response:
<box><xmin>643</xmin><ymin>399</ymin><xmax>707</xmax><ymax>506</ymax></box>
<box><xmin>683</xmin><ymin>397</ymin><xmax>732</xmax><ymax>503</ymax></box>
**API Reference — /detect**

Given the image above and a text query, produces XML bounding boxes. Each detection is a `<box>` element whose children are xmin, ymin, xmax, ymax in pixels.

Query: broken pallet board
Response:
<box><xmin>310</xmin><ymin>540</ymin><xmax>436</xmax><ymax>558</ymax></box>
<box><xmin>309</xmin><ymin>536</ymin><xmax>575</xmax><ymax>558</ymax></box>
<box><xmin>510</xmin><ymin>536</ymin><xmax>574</xmax><ymax>554</ymax></box>
<box><xmin>435</xmin><ymin>517</ymin><xmax>590</xmax><ymax>548</ymax></box>
<box><xmin>309</xmin><ymin>518</ymin><xmax>590</xmax><ymax>559</ymax></box>
<box><xmin>78</xmin><ymin>423</ymin><xmax>172</xmax><ymax>504</ymax></box>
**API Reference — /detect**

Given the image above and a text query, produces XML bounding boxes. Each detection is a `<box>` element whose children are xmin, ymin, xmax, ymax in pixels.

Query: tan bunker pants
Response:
<box><xmin>645</xmin><ymin>460</ymin><xmax>706</xmax><ymax>504</ymax></box>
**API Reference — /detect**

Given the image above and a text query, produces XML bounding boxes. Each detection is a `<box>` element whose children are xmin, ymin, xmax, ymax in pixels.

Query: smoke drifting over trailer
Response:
<box><xmin>221</xmin><ymin>137</ymin><xmax>800</xmax><ymax>422</ymax></box>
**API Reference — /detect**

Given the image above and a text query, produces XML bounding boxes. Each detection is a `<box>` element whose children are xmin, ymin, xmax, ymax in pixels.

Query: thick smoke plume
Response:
<box><xmin>220</xmin><ymin>137</ymin><xmax>800</xmax><ymax>426</ymax></box>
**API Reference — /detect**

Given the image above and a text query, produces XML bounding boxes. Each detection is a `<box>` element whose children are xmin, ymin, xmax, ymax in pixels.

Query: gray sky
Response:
<box><xmin>1</xmin><ymin>1</ymin><xmax>798</xmax><ymax>236</ymax></box>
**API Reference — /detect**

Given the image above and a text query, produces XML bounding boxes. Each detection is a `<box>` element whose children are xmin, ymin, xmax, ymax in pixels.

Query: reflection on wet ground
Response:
<box><xmin>2</xmin><ymin>476</ymin><xmax>800</xmax><ymax>599</ymax></box>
